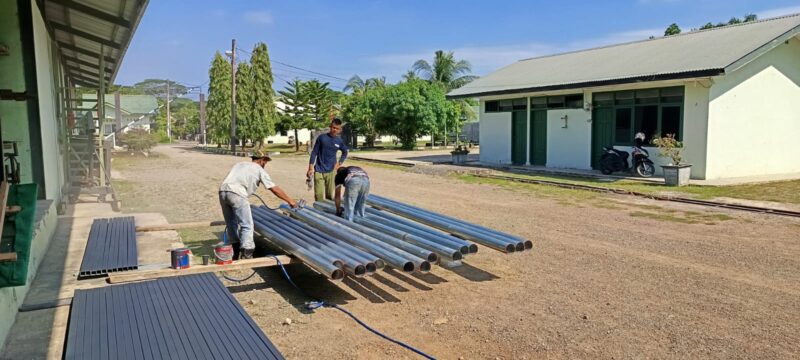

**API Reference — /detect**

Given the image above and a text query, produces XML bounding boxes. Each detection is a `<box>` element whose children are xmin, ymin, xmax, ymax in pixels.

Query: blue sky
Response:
<box><xmin>116</xmin><ymin>0</ymin><xmax>800</xmax><ymax>92</ymax></box>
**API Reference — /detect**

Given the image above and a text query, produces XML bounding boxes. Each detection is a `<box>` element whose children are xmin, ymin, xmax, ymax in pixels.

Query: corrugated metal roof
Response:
<box><xmin>448</xmin><ymin>14</ymin><xmax>800</xmax><ymax>98</ymax></box>
<box><xmin>39</xmin><ymin>0</ymin><xmax>149</xmax><ymax>88</ymax></box>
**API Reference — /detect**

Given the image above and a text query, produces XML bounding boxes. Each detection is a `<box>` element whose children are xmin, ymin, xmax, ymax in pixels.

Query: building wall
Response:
<box><xmin>707</xmin><ymin>36</ymin><xmax>800</xmax><ymax>179</ymax></box>
<box><xmin>32</xmin><ymin>2</ymin><xmax>64</xmax><ymax>201</ymax></box>
<box><xmin>478</xmin><ymin>100</ymin><xmax>512</xmax><ymax>164</ymax></box>
<box><xmin>681</xmin><ymin>82</ymin><xmax>710</xmax><ymax>179</ymax></box>
<box><xmin>546</xmin><ymin>108</ymin><xmax>592</xmax><ymax>169</ymax></box>
<box><xmin>0</xmin><ymin>0</ymin><xmax>34</xmax><ymax>185</ymax></box>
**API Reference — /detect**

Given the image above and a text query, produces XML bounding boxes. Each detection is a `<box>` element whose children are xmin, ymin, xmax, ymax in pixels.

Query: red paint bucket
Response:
<box><xmin>171</xmin><ymin>248</ymin><xmax>191</xmax><ymax>269</ymax></box>
<box><xmin>214</xmin><ymin>244</ymin><xmax>233</xmax><ymax>265</ymax></box>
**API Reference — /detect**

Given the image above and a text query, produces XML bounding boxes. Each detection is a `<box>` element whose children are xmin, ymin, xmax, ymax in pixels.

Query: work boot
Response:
<box><xmin>240</xmin><ymin>248</ymin><xmax>254</xmax><ymax>260</ymax></box>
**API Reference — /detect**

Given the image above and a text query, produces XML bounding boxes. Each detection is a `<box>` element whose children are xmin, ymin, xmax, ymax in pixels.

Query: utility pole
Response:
<box><xmin>230</xmin><ymin>38</ymin><xmax>237</xmax><ymax>153</ymax></box>
<box><xmin>166</xmin><ymin>81</ymin><xmax>171</xmax><ymax>142</ymax></box>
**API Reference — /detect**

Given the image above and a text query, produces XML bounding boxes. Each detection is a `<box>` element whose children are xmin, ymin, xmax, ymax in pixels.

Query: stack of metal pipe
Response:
<box><xmin>252</xmin><ymin>206</ymin><xmax>381</xmax><ymax>280</ymax></box>
<box><xmin>280</xmin><ymin>205</ymin><xmax>432</xmax><ymax>273</ymax></box>
<box><xmin>314</xmin><ymin>201</ymin><xmax>471</xmax><ymax>262</ymax></box>
<box><xmin>367</xmin><ymin>195</ymin><xmax>533</xmax><ymax>253</ymax></box>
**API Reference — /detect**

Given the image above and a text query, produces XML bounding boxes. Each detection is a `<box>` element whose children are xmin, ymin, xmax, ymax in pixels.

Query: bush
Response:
<box><xmin>120</xmin><ymin>129</ymin><xmax>158</xmax><ymax>153</ymax></box>
<box><xmin>651</xmin><ymin>134</ymin><xmax>684</xmax><ymax>165</ymax></box>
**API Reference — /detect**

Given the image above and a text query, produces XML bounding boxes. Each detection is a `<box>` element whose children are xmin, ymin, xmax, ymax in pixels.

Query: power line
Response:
<box><xmin>236</xmin><ymin>47</ymin><xmax>349</xmax><ymax>82</ymax></box>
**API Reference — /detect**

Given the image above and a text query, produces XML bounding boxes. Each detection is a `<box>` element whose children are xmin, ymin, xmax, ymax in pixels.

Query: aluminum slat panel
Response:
<box><xmin>79</xmin><ymin>217</ymin><xmax>138</xmax><ymax>278</ymax></box>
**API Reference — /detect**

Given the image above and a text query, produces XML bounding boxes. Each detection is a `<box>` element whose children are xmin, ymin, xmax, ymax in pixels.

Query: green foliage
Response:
<box><xmin>120</xmin><ymin>129</ymin><xmax>158</xmax><ymax>153</ymax></box>
<box><xmin>651</xmin><ymin>134</ymin><xmax>685</xmax><ymax>165</ymax></box>
<box><xmin>278</xmin><ymin>79</ymin><xmax>311</xmax><ymax>152</ymax></box>
<box><xmin>171</xmin><ymin>98</ymin><xmax>199</xmax><ymax>138</ymax></box>
<box><xmin>664</xmin><ymin>23</ymin><xmax>681</xmax><ymax>36</ymax></box>
<box><xmin>133</xmin><ymin>79</ymin><xmax>189</xmax><ymax>100</ymax></box>
<box><xmin>207</xmin><ymin>51</ymin><xmax>232</xmax><ymax>145</ymax></box>
<box><xmin>235</xmin><ymin>62</ymin><xmax>255</xmax><ymax>144</ymax></box>
<box><xmin>373</xmin><ymin>80</ymin><xmax>457</xmax><ymax>150</ymax></box>
<box><xmin>305</xmin><ymin>80</ymin><xmax>334</xmax><ymax>129</ymax></box>
<box><xmin>413</xmin><ymin>50</ymin><xmax>478</xmax><ymax>92</ymax></box>
<box><xmin>250</xmin><ymin>42</ymin><xmax>278</xmax><ymax>146</ymax></box>
<box><xmin>698</xmin><ymin>14</ymin><xmax>756</xmax><ymax>30</ymax></box>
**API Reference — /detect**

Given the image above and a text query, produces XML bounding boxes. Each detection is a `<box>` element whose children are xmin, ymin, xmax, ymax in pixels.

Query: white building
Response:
<box><xmin>448</xmin><ymin>14</ymin><xmax>800</xmax><ymax>181</ymax></box>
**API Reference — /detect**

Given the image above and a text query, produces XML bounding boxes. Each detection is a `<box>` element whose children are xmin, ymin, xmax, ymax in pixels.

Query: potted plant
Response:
<box><xmin>451</xmin><ymin>145</ymin><xmax>470</xmax><ymax>164</ymax></box>
<box><xmin>651</xmin><ymin>134</ymin><xmax>691</xmax><ymax>186</ymax></box>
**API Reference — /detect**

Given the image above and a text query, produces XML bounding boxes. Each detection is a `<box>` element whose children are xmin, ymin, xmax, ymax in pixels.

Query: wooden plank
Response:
<box><xmin>0</xmin><ymin>181</ymin><xmax>8</xmax><ymax>239</ymax></box>
<box><xmin>107</xmin><ymin>255</ymin><xmax>294</xmax><ymax>284</ymax></box>
<box><xmin>6</xmin><ymin>205</ymin><xmax>21</xmax><ymax>214</ymax></box>
<box><xmin>0</xmin><ymin>252</ymin><xmax>17</xmax><ymax>262</ymax></box>
<box><xmin>135</xmin><ymin>220</ymin><xmax>226</xmax><ymax>232</ymax></box>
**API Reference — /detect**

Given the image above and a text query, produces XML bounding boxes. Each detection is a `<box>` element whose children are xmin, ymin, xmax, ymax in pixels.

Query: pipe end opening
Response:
<box><xmin>505</xmin><ymin>244</ymin><xmax>516</xmax><ymax>253</ymax></box>
<box><xmin>402</xmin><ymin>262</ymin><xmax>415</xmax><ymax>273</ymax></box>
<box><xmin>515</xmin><ymin>243</ymin><xmax>525</xmax><ymax>252</ymax></box>
<box><xmin>524</xmin><ymin>240</ymin><xmax>533</xmax><ymax>250</ymax></box>
<box><xmin>469</xmin><ymin>244</ymin><xmax>479</xmax><ymax>253</ymax></box>
<box><xmin>459</xmin><ymin>246</ymin><xmax>470</xmax><ymax>255</ymax></box>
<box><xmin>452</xmin><ymin>252</ymin><xmax>463</xmax><ymax>261</ymax></box>
<box><xmin>374</xmin><ymin>259</ymin><xmax>386</xmax><ymax>269</ymax></box>
<box><xmin>354</xmin><ymin>265</ymin><xmax>366</xmax><ymax>277</ymax></box>
<box><xmin>331</xmin><ymin>269</ymin><xmax>345</xmax><ymax>280</ymax></box>
<box><xmin>419</xmin><ymin>261</ymin><xmax>431</xmax><ymax>273</ymax></box>
<box><xmin>365</xmin><ymin>262</ymin><xmax>377</xmax><ymax>273</ymax></box>
<box><xmin>427</xmin><ymin>253</ymin><xmax>439</xmax><ymax>263</ymax></box>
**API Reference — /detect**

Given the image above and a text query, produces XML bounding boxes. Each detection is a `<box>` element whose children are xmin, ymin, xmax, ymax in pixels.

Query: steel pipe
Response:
<box><xmin>367</xmin><ymin>197</ymin><xmax>517</xmax><ymax>253</ymax></box>
<box><xmin>282</xmin><ymin>205</ymin><xmax>426</xmax><ymax>273</ymax></box>
<box><xmin>254</xmin><ymin>208</ymin><xmax>380</xmax><ymax>273</ymax></box>
<box><xmin>372</xmin><ymin>195</ymin><xmax>533</xmax><ymax>250</ymax></box>
<box><xmin>356</xmin><ymin>216</ymin><xmax>464</xmax><ymax>261</ymax></box>
<box><xmin>365</xmin><ymin>208</ymin><xmax>479</xmax><ymax>254</ymax></box>
<box><xmin>250</xmin><ymin>217</ymin><xmax>344</xmax><ymax>280</ymax></box>
<box><xmin>312</xmin><ymin>202</ymin><xmax>439</xmax><ymax>263</ymax></box>
<box><xmin>252</xmin><ymin>210</ymin><xmax>367</xmax><ymax>277</ymax></box>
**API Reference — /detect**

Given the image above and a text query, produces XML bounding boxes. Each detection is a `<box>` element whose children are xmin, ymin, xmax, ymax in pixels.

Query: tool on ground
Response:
<box><xmin>170</xmin><ymin>248</ymin><xmax>191</xmax><ymax>269</ymax></box>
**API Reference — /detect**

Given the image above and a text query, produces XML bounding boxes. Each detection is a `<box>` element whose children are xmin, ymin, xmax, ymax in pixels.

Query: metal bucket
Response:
<box><xmin>171</xmin><ymin>248</ymin><xmax>191</xmax><ymax>269</ymax></box>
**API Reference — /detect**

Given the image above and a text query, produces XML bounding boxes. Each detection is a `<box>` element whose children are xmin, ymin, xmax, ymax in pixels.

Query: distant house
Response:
<box><xmin>81</xmin><ymin>94</ymin><xmax>158</xmax><ymax>134</ymax></box>
<box><xmin>448</xmin><ymin>14</ymin><xmax>800</xmax><ymax>181</ymax></box>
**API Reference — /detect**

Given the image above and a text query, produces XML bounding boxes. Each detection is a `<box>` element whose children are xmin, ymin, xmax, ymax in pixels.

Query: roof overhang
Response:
<box><xmin>37</xmin><ymin>0</ymin><xmax>149</xmax><ymax>88</ymax></box>
<box><xmin>446</xmin><ymin>69</ymin><xmax>724</xmax><ymax>99</ymax></box>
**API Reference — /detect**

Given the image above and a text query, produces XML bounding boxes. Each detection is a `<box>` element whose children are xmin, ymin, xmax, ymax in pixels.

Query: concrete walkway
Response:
<box><xmin>0</xmin><ymin>202</ymin><xmax>182</xmax><ymax>359</ymax></box>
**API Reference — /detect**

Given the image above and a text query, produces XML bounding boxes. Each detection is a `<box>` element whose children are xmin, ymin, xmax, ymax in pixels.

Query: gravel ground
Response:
<box><xmin>114</xmin><ymin>143</ymin><xmax>800</xmax><ymax>359</ymax></box>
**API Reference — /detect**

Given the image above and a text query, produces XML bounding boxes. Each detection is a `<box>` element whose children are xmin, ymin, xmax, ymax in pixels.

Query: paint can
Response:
<box><xmin>214</xmin><ymin>243</ymin><xmax>233</xmax><ymax>265</ymax></box>
<box><xmin>171</xmin><ymin>248</ymin><xmax>191</xmax><ymax>269</ymax></box>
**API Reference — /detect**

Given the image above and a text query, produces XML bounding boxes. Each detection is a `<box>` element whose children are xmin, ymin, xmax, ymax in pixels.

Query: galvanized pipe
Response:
<box><xmin>252</xmin><ymin>210</ymin><xmax>367</xmax><ymax>277</ymax></box>
<box><xmin>292</xmin><ymin>206</ymin><xmax>427</xmax><ymax>273</ymax></box>
<box><xmin>312</xmin><ymin>202</ymin><xmax>439</xmax><ymax>263</ymax></box>
<box><xmin>254</xmin><ymin>208</ymin><xmax>380</xmax><ymax>273</ymax></box>
<box><xmin>250</xmin><ymin>217</ymin><xmax>344</xmax><ymax>280</ymax></box>
<box><xmin>282</xmin><ymin>205</ymin><xmax>425</xmax><ymax>273</ymax></box>
<box><xmin>367</xmin><ymin>197</ymin><xmax>516</xmax><ymax>253</ymax></box>
<box><xmin>355</xmin><ymin>216</ymin><xmax>464</xmax><ymax>261</ymax></box>
<box><xmin>255</xmin><ymin>207</ymin><xmax>384</xmax><ymax>271</ymax></box>
<box><xmin>364</xmin><ymin>207</ymin><xmax>479</xmax><ymax>254</ymax></box>
<box><xmin>372</xmin><ymin>195</ymin><xmax>532</xmax><ymax>250</ymax></box>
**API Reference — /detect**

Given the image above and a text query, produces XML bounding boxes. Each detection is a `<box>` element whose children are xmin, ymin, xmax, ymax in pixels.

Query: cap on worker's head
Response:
<box><xmin>250</xmin><ymin>149</ymin><xmax>272</xmax><ymax>161</ymax></box>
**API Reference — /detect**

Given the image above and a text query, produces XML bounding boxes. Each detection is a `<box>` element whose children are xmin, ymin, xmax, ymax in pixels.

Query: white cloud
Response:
<box><xmin>366</xmin><ymin>28</ymin><xmax>662</xmax><ymax>78</ymax></box>
<box><xmin>757</xmin><ymin>6</ymin><xmax>800</xmax><ymax>19</ymax></box>
<box><xmin>244</xmin><ymin>11</ymin><xmax>273</xmax><ymax>25</ymax></box>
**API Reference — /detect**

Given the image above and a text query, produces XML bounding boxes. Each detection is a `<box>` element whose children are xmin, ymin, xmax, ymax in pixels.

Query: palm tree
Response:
<box><xmin>401</xmin><ymin>70</ymin><xmax>419</xmax><ymax>82</ymax></box>
<box><xmin>412</xmin><ymin>50</ymin><xmax>478</xmax><ymax>91</ymax></box>
<box><xmin>344</xmin><ymin>75</ymin><xmax>387</xmax><ymax>94</ymax></box>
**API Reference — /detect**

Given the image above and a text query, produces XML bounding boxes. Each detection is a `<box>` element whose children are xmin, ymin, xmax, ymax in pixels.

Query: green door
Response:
<box><xmin>591</xmin><ymin>107</ymin><xmax>614</xmax><ymax>169</ymax></box>
<box><xmin>511</xmin><ymin>111</ymin><xmax>527</xmax><ymax>165</ymax></box>
<box><xmin>529</xmin><ymin>109</ymin><xmax>547</xmax><ymax>166</ymax></box>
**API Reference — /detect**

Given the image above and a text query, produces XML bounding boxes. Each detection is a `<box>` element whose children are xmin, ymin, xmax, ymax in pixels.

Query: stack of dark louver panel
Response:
<box><xmin>78</xmin><ymin>216</ymin><xmax>138</xmax><ymax>278</ymax></box>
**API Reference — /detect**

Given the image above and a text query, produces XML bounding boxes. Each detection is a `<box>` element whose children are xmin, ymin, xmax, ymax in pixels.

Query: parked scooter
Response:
<box><xmin>599</xmin><ymin>133</ymin><xmax>655</xmax><ymax>177</ymax></box>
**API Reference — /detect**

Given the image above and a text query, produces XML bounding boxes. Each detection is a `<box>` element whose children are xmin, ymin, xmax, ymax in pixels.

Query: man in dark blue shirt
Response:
<box><xmin>307</xmin><ymin>118</ymin><xmax>348</xmax><ymax>201</ymax></box>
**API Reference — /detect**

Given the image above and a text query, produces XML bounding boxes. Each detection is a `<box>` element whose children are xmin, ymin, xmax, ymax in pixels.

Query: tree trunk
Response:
<box><xmin>294</xmin><ymin>128</ymin><xmax>300</xmax><ymax>152</ymax></box>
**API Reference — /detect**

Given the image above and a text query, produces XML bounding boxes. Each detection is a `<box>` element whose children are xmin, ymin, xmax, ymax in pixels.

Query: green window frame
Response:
<box><xmin>485</xmin><ymin>98</ymin><xmax>527</xmax><ymax>113</ymax></box>
<box><xmin>593</xmin><ymin>86</ymin><xmax>684</xmax><ymax>145</ymax></box>
<box><xmin>530</xmin><ymin>93</ymin><xmax>583</xmax><ymax>110</ymax></box>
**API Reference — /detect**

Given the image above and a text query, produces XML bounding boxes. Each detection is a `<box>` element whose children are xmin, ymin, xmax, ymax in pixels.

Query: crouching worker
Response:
<box><xmin>219</xmin><ymin>150</ymin><xmax>298</xmax><ymax>259</ymax></box>
<box><xmin>334</xmin><ymin>166</ymin><xmax>370</xmax><ymax>220</ymax></box>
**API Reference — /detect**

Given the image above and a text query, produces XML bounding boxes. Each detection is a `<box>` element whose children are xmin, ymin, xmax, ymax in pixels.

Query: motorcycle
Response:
<box><xmin>599</xmin><ymin>133</ymin><xmax>655</xmax><ymax>177</ymax></box>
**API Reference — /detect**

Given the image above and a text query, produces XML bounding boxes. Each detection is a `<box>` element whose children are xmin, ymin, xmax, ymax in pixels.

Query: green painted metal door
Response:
<box><xmin>511</xmin><ymin>111</ymin><xmax>527</xmax><ymax>165</ymax></box>
<box><xmin>529</xmin><ymin>109</ymin><xmax>547</xmax><ymax>166</ymax></box>
<box><xmin>591</xmin><ymin>107</ymin><xmax>614</xmax><ymax>169</ymax></box>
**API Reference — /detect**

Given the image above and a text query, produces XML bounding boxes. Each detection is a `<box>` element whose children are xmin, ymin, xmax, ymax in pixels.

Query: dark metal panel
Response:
<box><xmin>79</xmin><ymin>217</ymin><xmax>138</xmax><ymax>278</ymax></box>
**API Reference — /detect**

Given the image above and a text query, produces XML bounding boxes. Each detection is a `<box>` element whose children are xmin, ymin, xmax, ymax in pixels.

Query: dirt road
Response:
<box><xmin>114</xmin><ymin>143</ymin><xmax>800</xmax><ymax>359</ymax></box>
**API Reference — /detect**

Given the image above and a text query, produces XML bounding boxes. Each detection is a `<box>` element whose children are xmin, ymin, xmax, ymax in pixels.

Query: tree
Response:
<box><xmin>206</xmin><ymin>52</ymin><xmax>232</xmax><ymax>146</ymax></box>
<box><xmin>373</xmin><ymin>80</ymin><xmax>457</xmax><ymax>150</ymax></box>
<box><xmin>698</xmin><ymin>14</ymin><xmax>756</xmax><ymax>30</ymax></box>
<box><xmin>133</xmin><ymin>79</ymin><xmax>189</xmax><ymax>100</ymax></box>
<box><xmin>250</xmin><ymin>42</ymin><xmax>278</xmax><ymax>147</ymax></box>
<box><xmin>700</xmin><ymin>22</ymin><xmax>715</xmax><ymax>30</ymax></box>
<box><xmin>171</xmin><ymin>99</ymin><xmax>199</xmax><ymax>139</ymax></box>
<box><xmin>235</xmin><ymin>62</ymin><xmax>255</xmax><ymax>146</ymax></box>
<box><xmin>401</xmin><ymin>70</ymin><xmax>419</xmax><ymax>82</ymax></box>
<box><xmin>728</xmin><ymin>17</ymin><xmax>742</xmax><ymax>25</ymax></box>
<box><xmin>664</xmin><ymin>23</ymin><xmax>681</xmax><ymax>36</ymax></box>
<box><xmin>413</xmin><ymin>50</ymin><xmax>478</xmax><ymax>91</ymax></box>
<box><xmin>277</xmin><ymin>79</ymin><xmax>311</xmax><ymax>152</ymax></box>
<box><xmin>342</xmin><ymin>85</ymin><xmax>383</xmax><ymax>147</ymax></box>
<box><xmin>744</xmin><ymin>14</ymin><xmax>757</xmax><ymax>22</ymax></box>
<box><xmin>305</xmin><ymin>80</ymin><xmax>334</xmax><ymax>129</ymax></box>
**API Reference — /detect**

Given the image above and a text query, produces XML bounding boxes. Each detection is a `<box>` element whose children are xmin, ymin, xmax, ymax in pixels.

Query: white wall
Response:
<box><xmin>478</xmin><ymin>100</ymin><xmax>512</xmax><ymax>164</ymax></box>
<box><xmin>265</xmin><ymin>128</ymin><xmax>312</xmax><ymax>145</ymax></box>
<box><xmin>32</xmin><ymin>2</ymin><xmax>63</xmax><ymax>201</ymax></box>
<box><xmin>706</xmin><ymin>37</ymin><xmax>800</xmax><ymax>179</ymax></box>
<box><xmin>546</xmin><ymin>108</ymin><xmax>592</xmax><ymax>169</ymax></box>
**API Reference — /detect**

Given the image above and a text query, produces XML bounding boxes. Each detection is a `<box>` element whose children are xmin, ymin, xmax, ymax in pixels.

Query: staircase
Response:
<box><xmin>66</xmin><ymin>106</ymin><xmax>119</xmax><ymax>210</ymax></box>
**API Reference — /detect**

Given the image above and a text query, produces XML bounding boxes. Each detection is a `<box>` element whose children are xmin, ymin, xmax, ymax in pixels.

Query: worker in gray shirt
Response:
<box><xmin>219</xmin><ymin>150</ymin><xmax>298</xmax><ymax>259</ymax></box>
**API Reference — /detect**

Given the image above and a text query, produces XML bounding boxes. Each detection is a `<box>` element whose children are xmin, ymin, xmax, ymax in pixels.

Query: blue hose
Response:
<box><xmin>271</xmin><ymin>256</ymin><xmax>436</xmax><ymax>360</ymax></box>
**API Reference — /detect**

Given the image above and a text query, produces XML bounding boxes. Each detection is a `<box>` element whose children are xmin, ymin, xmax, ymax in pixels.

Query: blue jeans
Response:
<box><xmin>343</xmin><ymin>177</ymin><xmax>370</xmax><ymax>221</ymax></box>
<box><xmin>219</xmin><ymin>191</ymin><xmax>254</xmax><ymax>250</ymax></box>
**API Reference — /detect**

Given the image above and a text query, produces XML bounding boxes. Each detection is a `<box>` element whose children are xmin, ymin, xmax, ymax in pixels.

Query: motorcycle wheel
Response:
<box><xmin>599</xmin><ymin>157</ymin><xmax>614</xmax><ymax>175</ymax></box>
<box><xmin>636</xmin><ymin>162</ymin><xmax>656</xmax><ymax>177</ymax></box>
